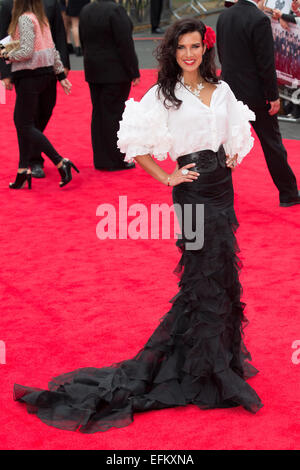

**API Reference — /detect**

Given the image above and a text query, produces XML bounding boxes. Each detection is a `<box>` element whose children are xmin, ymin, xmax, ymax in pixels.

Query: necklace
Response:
<box><xmin>184</xmin><ymin>81</ymin><xmax>205</xmax><ymax>98</ymax></box>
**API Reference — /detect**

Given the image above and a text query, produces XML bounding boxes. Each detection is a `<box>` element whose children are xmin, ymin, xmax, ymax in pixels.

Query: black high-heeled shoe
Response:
<box><xmin>9</xmin><ymin>170</ymin><xmax>32</xmax><ymax>189</ymax></box>
<box><xmin>58</xmin><ymin>158</ymin><xmax>80</xmax><ymax>187</ymax></box>
<box><xmin>74</xmin><ymin>46</ymin><xmax>82</xmax><ymax>57</ymax></box>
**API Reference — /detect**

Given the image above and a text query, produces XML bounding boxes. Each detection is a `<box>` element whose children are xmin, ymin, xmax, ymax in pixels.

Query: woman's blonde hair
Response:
<box><xmin>8</xmin><ymin>0</ymin><xmax>48</xmax><ymax>36</ymax></box>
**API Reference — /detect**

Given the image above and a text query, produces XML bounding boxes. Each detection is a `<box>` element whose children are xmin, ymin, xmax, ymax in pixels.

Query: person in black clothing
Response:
<box><xmin>151</xmin><ymin>0</ymin><xmax>164</xmax><ymax>34</ymax></box>
<box><xmin>1</xmin><ymin>0</ymin><xmax>79</xmax><ymax>190</ymax></box>
<box><xmin>58</xmin><ymin>0</ymin><xmax>73</xmax><ymax>54</ymax></box>
<box><xmin>0</xmin><ymin>0</ymin><xmax>70</xmax><ymax>178</ymax></box>
<box><xmin>79</xmin><ymin>0</ymin><xmax>140</xmax><ymax>171</ymax></box>
<box><xmin>66</xmin><ymin>0</ymin><xmax>90</xmax><ymax>56</ymax></box>
<box><xmin>217</xmin><ymin>0</ymin><xmax>300</xmax><ymax>207</ymax></box>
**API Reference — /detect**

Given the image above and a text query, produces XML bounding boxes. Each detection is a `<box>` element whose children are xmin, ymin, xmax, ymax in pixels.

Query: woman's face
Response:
<box><xmin>175</xmin><ymin>31</ymin><xmax>206</xmax><ymax>75</ymax></box>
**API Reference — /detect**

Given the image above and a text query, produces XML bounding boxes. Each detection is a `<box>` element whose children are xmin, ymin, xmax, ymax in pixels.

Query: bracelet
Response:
<box><xmin>167</xmin><ymin>176</ymin><xmax>170</xmax><ymax>186</ymax></box>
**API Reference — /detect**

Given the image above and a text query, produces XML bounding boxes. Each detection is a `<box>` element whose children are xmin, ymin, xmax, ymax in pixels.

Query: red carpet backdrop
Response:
<box><xmin>0</xmin><ymin>70</ymin><xmax>299</xmax><ymax>450</ymax></box>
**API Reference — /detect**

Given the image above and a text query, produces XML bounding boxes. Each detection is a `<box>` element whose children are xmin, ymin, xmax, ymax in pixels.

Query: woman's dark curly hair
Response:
<box><xmin>154</xmin><ymin>18</ymin><xmax>219</xmax><ymax>109</ymax></box>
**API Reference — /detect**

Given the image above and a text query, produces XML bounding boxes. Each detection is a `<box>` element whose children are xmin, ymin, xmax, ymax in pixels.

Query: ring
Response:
<box><xmin>181</xmin><ymin>169</ymin><xmax>189</xmax><ymax>176</ymax></box>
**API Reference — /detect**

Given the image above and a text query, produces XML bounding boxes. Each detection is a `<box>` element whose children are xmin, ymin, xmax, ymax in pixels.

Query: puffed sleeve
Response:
<box><xmin>117</xmin><ymin>85</ymin><xmax>172</xmax><ymax>162</ymax></box>
<box><xmin>222</xmin><ymin>82</ymin><xmax>256</xmax><ymax>164</ymax></box>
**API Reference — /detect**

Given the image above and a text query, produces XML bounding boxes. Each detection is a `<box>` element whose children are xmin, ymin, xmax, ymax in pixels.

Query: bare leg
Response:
<box><xmin>70</xmin><ymin>17</ymin><xmax>80</xmax><ymax>48</ymax></box>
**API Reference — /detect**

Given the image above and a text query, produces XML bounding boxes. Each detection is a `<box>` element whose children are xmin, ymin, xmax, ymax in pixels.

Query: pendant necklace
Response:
<box><xmin>184</xmin><ymin>81</ymin><xmax>205</xmax><ymax>98</ymax></box>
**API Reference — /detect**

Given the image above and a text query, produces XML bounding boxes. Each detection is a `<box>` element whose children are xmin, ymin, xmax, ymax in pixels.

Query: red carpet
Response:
<box><xmin>0</xmin><ymin>70</ymin><xmax>299</xmax><ymax>450</ymax></box>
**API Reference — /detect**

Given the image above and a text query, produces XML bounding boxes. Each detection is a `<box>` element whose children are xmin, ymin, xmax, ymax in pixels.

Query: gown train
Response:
<box><xmin>14</xmin><ymin>148</ymin><xmax>263</xmax><ymax>433</ymax></box>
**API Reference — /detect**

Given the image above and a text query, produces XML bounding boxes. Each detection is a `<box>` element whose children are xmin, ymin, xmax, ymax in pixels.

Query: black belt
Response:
<box><xmin>177</xmin><ymin>146</ymin><xmax>226</xmax><ymax>173</ymax></box>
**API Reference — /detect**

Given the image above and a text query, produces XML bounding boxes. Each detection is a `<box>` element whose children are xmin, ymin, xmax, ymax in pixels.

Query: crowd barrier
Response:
<box><xmin>116</xmin><ymin>0</ymin><xmax>223</xmax><ymax>25</ymax></box>
<box><xmin>270</xmin><ymin>15</ymin><xmax>300</xmax><ymax>122</ymax></box>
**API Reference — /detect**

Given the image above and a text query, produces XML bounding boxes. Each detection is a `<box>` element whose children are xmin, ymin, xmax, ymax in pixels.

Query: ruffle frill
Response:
<box><xmin>14</xmin><ymin>207</ymin><xmax>263</xmax><ymax>434</ymax></box>
<box><xmin>117</xmin><ymin>98</ymin><xmax>172</xmax><ymax>162</ymax></box>
<box><xmin>224</xmin><ymin>101</ymin><xmax>255</xmax><ymax>164</ymax></box>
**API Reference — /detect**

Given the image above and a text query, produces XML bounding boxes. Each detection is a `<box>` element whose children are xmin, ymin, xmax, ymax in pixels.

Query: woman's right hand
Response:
<box><xmin>166</xmin><ymin>163</ymin><xmax>199</xmax><ymax>186</ymax></box>
<box><xmin>60</xmin><ymin>78</ymin><xmax>72</xmax><ymax>95</ymax></box>
<box><xmin>292</xmin><ymin>0</ymin><xmax>300</xmax><ymax>14</ymax></box>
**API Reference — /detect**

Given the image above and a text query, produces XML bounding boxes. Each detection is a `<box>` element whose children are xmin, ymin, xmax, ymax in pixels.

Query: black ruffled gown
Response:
<box><xmin>14</xmin><ymin>147</ymin><xmax>263</xmax><ymax>433</ymax></box>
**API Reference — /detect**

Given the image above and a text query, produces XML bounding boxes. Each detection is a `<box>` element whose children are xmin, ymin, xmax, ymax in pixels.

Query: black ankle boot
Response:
<box><xmin>9</xmin><ymin>170</ymin><xmax>32</xmax><ymax>189</ymax></box>
<box><xmin>74</xmin><ymin>46</ymin><xmax>82</xmax><ymax>57</ymax></box>
<box><xmin>58</xmin><ymin>159</ymin><xmax>80</xmax><ymax>187</ymax></box>
<box><xmin>67</xmin><ymin>43</ymin><xmax>74</xmax><ymax>54</ymax></box>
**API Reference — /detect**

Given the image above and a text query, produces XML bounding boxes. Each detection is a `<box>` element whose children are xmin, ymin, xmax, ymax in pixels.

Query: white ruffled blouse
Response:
<box><xmin>117</xmin><ymin>80</ymin><xmax>255</xmax><ymax>165</ymax></box>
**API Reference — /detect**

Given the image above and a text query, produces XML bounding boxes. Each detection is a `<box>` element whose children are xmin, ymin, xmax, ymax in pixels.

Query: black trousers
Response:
<box><xmin>150</xmin><ymin>0</ymin><xmax>163</xmax><ymax>30</ymax></box>
<box><xmin>14</xmin><ymin>74</ymin><xmax>62</xmax><ymax>169</ymax></box>
<box><xmin>88</xmin><ymin>81</ymin><xmax>131</xmax><ymax>170</ymax></box>
<box><xmin>31</xmin><ymin>75</ymin><xmax>57</xmax><ymax>167</ymax></box>
<box><xmin>250</xmin><ymin>106</ymin><xmax>298</xmax><ymax>203</ymax></box>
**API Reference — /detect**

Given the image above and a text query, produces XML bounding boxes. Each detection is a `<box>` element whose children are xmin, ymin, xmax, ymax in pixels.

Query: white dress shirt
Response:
<box><xmin>245</xmin><ymin>0</ymin><xmax>258</xmax><ymax>7</ymax></box>
<box><xmin>117</xmin><ymin>80</ymin><xmax>255</xmax><ymax>165</ymax></box>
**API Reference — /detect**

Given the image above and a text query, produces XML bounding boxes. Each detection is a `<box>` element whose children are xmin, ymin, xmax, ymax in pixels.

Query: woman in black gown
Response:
<box><xmin>14</xmin><ymin>18</ymin><xmax>263</xmax><ymax>433</ymax></box>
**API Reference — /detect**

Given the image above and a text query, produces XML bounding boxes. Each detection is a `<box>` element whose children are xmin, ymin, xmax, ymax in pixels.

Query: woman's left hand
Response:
<box><xmin>60</xmin><ymin>78</ymin><xmax>72</xmax><ymax>95</ymax></box>
<box><xmin>226</xmin><ymin>154</ymin><xmax>238</xmax><ymax>169</ymax></box>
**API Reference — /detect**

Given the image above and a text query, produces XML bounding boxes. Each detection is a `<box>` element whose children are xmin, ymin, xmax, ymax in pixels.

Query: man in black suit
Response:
<box><xmin>79</xmin><ymin>0</ymin><xmax>140</xmax><ymax>171</ymax></box>
<box><xmin>217</xmin><ymin>0</ymin><xmax>300</xmax><ymax>207</ymax></box>
<box><xmin>0</xmin><ymin>0</ymin><xmax>70</xmax><ymax>178</ymax></box>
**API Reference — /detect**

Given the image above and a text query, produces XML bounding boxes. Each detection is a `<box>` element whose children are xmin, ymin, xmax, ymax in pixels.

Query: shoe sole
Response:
<box><xmin>31</xmin><ymin>174</ymin><xmax>45</xmax><ymax>179</ymax></box>
<box><xmin>279</xmin><ymin>201</ymin><xmax>300</xmax><ymax>207</ymax></box>
<box><xmin>96</xmin><ymin>166</ymin><xmax>135</xmax><ymax>171</ymax></box>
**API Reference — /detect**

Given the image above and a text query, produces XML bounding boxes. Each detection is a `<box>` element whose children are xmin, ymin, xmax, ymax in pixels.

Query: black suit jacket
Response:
<box><xmin>0</xmin><ymin>0</ymin><xmax>70</xmax><ymax>79</ymax></box>
<box><xmin>79</xmin><ymin>0</ymin><xmax>139</xmax><ymax>84</ymax></box>
<box><xmin>217</xmin><ymin>0</ymin><xmax>279</xmax><ymax>107</ymax></box>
